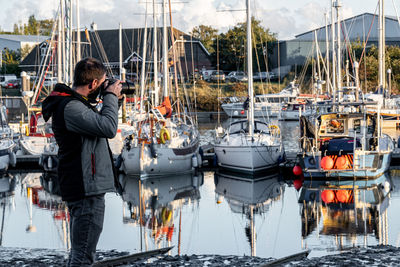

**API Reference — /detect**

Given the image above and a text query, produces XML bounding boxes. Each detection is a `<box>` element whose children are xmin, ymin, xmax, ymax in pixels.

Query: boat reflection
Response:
<box><xmin>214</xmin><ymin>170</ymin><xmax>285</xmax><ymax>256</ymax></box>
<box><xmin>298</xmin><ymin>173</ymin><xmax>392</xmax><ymax>249</ymax></box>
<box><xmin>0</xmin><ymin>174</ymin><xmax>16</xmax><ymax>246</ymax></box>
<box><xmin>20</xmin><ymin>172</ymin><xmax>70</xmax><ymax>249</ymax></box>
<box><xmin>119</xmin><ymin>171</ymin><xmax>204</xmax><ymax>253</ymax></box>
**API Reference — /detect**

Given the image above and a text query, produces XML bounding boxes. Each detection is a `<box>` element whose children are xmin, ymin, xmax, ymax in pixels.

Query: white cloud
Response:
<box><xmin>0</xmin><ymin>0</ymin><xmax>356</xmax><ymax>40</ymax></box>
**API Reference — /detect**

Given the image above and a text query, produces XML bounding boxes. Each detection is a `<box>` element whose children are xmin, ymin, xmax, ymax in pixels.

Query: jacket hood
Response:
<box><xmin>42</xmin><ymin>83</ymin><xmax>76</xmax><ymax>122</ymax></box>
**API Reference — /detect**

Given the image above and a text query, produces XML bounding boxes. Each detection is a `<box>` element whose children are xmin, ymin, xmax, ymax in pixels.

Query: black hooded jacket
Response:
<box><xmin>42</xmin><ymin>83</ymin><xmax>119</xmax><ymax>201</ymax></box>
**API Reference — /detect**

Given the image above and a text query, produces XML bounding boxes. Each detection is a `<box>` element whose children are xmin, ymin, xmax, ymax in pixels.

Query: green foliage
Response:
<box><xmin>190</xmin><ymin>25</ymin><xmax>218</xmax><ymax>54</ymax></box>
<box><xmin>19</xmin><ymin>45</ymin><xmax>32</xmax><ymax>60</ymax></box>
<box><xmin>24</xmin><ymin>15</ymin><xmax>39</xmax><ymax>35</ymax></box>
<box><xmin>1</xmin><ymin>15</ymin><xmax>54</xmax><ymax>36</ymax></box>
<box><xmin>38</xmin><ymin>19</ymin><xmax>54</xmax><ymax>36</ymax></box>
<box><xmin>351</xmin><ymin>43</ymin><xmax>400</xmax><ymax>93</ymax></box>
<box><xmin>211</xmin><ymin>17</ymin><xmax>276</xmax><ymax>72</ymax></box>
<box><xmin>1</xmin><ymin>48</ymin><xmax>21</xmax><ymax>75</ymax></box>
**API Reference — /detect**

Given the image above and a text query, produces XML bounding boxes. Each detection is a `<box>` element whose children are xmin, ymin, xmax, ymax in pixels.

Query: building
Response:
<box><xmin>19</xmin><ymin>27</ymin><xmax>212</xmax><ymax>80</ymax></box>
<box><xmin>270</xmin><ymin>13</ymin><xmax>400</xmax><ymax>77</ymax></box>
<box><xmin>0</xmin><ymin>34</ymin><xmax>48</xmax><ymax>54</ymax></box>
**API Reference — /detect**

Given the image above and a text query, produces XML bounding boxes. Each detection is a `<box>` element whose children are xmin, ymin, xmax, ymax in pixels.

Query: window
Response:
<box><xmin>255</xmin><ymin>122</ymin><xmax>268</xmax><ymax>132</ymax></box>
<box><xmin>326</xmin><ymin>119</ymin><xmax>344</xmax><ymax>134</ymax></box>
<box><xmin>354</xmin><ymin>119</ymin><xmax>361</xmax><ymax>134</ymax></box>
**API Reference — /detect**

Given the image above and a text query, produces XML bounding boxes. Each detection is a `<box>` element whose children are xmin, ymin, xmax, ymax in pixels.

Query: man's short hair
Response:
<box><xmin>73</xmin><ymin>58</ymin><xmax>107</xmax><ymax>87</ymax></box>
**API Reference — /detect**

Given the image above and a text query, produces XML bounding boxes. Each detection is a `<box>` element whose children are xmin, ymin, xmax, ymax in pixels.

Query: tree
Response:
<box><xmin>8</xmin><ymin>15</ymin><xmax>54</xmax><ymax>36</ymax></box>
<box><xmin>24</xmin><ymin>15</ymin><xmax>39</xmax><ymax>35</ymax></box>
<box><xmin>1</xmin><ymin>48</ymin><xmax>21</xmax><ymax>75</ymax></box>
<box><xmin>212</xmin><ymin>17</ymin><xmax>277</xmax><ymax>71</ymax></box>
<box><xmin>190</xmin><ymin>25</ymin><xmax>218</xmax><ymax>54</ymax></box>
<box><xmin>13</xmin><ymin>23</ymin><xmax>22</xmax><ymax>35</ymax></box>
<box><xmin>20</xmin><ymin>44</ymin><xmax>32</xmax><ymax>60</ymax></box>
<box><xmin>39</xmin><ymin>19</ymin><xmax>54</xmax><ymax>36</ymax></box>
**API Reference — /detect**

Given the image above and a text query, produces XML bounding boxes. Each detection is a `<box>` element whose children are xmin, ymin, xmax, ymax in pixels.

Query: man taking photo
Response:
<box><xmin>42</xmin><ymin>57</ymin><xmax>122</xmax><ymax>266</ymax></box>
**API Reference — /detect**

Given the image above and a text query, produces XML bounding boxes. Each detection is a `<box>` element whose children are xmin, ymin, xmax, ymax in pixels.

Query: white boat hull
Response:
<box><xmin>19</xmin><ymin>136</ymin><xmax>49</xmax><ymax>155</ymax></box>
<box><xmin>215</xmin><ymin>144</ymin><xmax>283</xmax><ymax>172</ymax></box>
<box><xmin>121</xmin><ymin>142</ymin><xmax>199</xmax><ymax>177</ymax></box>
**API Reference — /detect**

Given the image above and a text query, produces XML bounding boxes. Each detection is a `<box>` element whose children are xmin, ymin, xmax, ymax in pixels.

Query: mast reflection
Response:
<box><xmin>214</xmin><ymin>170</ymin><xmax>285</xmax><ymax>256</ymax></box>
<box><xmin>298</xmin><ymin>173</ymin><xmax>392</xmax><ymax>249</ymax></box>
<box><xmin>0</xmin><ymin>174</ymin><xmax>16</xmax><ymax>246</ymax></box>
<box><xmin>20</xmin><ymin>172</ymin><xmax>70</xmax><ymax>249</ymax></box>
<box><xmin>119</xmin><ymin>172</ymin><xmax>204</xmax><ymax>253</ymax></box>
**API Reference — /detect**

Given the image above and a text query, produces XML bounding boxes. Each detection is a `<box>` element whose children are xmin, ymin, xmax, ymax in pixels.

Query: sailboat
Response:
<box><xmin>0</xmin><ymin>105</ymin><xmax>16</xmax><ymax>173</ymax></box>
<box><xmin>298</xmin><ymin>1</ymin><xmax>393</xmax><ymax>179</ymax></box>
<box><xmin>214</xmin><ymin>0</ymin><xmax>285</xmax><ymax>173</ymax></box>
<box><xmin>364</xmin><ymin>0</ymin><xmax>400</xmax><ymax>129</ymax></box>
<box><xmin>119</xmin><ymin>0</ymin><xmax>200</xmax><ymax>177</ymax></box>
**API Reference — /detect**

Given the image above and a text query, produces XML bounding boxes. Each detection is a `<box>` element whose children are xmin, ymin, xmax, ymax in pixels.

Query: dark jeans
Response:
<box><xmin>67</xmin><ymin>194</ymin><xmax>105</xmax><ymax>267</ymax></box>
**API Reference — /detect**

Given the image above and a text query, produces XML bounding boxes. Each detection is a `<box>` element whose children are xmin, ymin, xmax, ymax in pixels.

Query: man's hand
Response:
<box><xmin>105</xmin><ymin>80</ymin><xmax>122</xmax><ymax>97</ymax></box>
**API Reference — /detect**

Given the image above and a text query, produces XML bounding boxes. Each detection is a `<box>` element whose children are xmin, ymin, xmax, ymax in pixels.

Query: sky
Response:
<box><xmin>0</xmin><ymin>0</ymin><xmax>397</xmax><ymax>40</ymax></box>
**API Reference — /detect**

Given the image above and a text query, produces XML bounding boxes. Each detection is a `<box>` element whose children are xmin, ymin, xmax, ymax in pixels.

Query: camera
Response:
<box><xmin>99</xmin><ymin>78</ymin><xmax>135</xmax><ymax>96</ymax></box>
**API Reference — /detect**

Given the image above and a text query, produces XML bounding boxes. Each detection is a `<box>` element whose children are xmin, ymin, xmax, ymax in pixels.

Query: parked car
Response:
<box><xmin>0</xmin><ymin>74</ymin><xmax>17</xmax><ymax>87</ymax></box>
<box><xmin>3</xmin><ymin>79</ymin><xmax>21</xmax><ymax>89</ymax></box>
<box><xmin>210</xmin><ymin>70</ymin><xmax>226</xmax><ymax>83</ymax></box>
<box><xmin>126</xmin><ymin>73</ymin><xmax>139</xmax><ymax>82</ymax></box>
<box><xmin>201</xmin><ymin>69</ymin><xmax>215</xmax><ymax>81</ymax></box>
<box><xmin>253</xmin><ymin>71</ymin><xmax>277</xmax><ymax>82</ymax></box>
<box><xmin>227</xmin><ymin>71</ymin><xmax>248</xmax><ymax>82</ymax></box>
<box><xmin>43</xmin><ymin>77</ymin><xmax>58</xmax><ymax>87</ymax></box>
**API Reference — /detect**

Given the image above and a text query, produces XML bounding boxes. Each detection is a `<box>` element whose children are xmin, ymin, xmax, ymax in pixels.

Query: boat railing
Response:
<box><xmin>218</xmin><ymin>96</ymin><xmax>247</xmax><ymax>104</ymax></box>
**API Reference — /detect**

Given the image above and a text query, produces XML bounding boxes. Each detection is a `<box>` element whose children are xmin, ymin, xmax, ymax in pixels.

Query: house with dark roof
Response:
<box><xmin>0</xmin><ymin>34</ymin><xmax>48</xmax><ymax>58</ymax></box>
<box><xmin>270</xmin><ymin>12</ymin><xmax>400</xmax><ymax>77</ymax></box>
<box><xmin>19</xmin><ymin>27</ymin><xmax>212</xmax><ymax>80</ymax></box>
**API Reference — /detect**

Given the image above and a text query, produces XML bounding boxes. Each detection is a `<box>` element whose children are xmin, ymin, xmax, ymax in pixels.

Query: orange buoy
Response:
<box><xmin>293</xmin><ymin>179</ymin><xmax>303</xmax><ymax>191</ymax></box>
<box><xmin>321</xmin><ymin>190</ymin><xmax>335</xmax><ymax>203</ymax></box>
<box><xmin>293</xmin><ymin>165</ymin><xmax>303</xmax><ymax>176</ymax></box>
<box><xmin>336</xmin><ymin>190</ymin><xmax>351</xmax><ymax>203</ymax></box>
<box><xmin>321</xmin><ymin>156</ymin><xmax>334</xmax><ymax>170</ymax></box>
<box><xmin>335</xmin><ymin>156</ymin><xmax>348</xmax><ymax>169</ymax></box>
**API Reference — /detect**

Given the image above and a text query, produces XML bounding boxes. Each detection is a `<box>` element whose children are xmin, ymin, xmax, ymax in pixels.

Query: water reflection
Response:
<box><xmin>298</xmin><ymin>173</ymin><xmax>392</xmax><ymax>249</ymax></box>
<box><xmin>0</xmin><ymin>168</ymin><xmax>399</xmax><ymax>258</ymax></box>
<box><xmin>119</xmin><ymin>172</ymin><xmax>204</xmax><ymax>253</ymax></box>
<box><xmin>0</xmin><ymin>174</ymin><xmax>16</xmax><ymax>246</ymax></box>
<box><xmin>20</xmin><ymin>172</ymin><xmax>70</xmax><ymax>249</ymax></box>
<box><xmin>214</xmin><ymin>170</ymin><xmax>285</xmax><ymax>256</ymax></box>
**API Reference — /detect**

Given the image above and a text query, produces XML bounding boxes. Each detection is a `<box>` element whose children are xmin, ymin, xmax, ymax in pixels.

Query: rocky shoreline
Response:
<box><xmin>0</xmin><ymin>245</ymin><xmax>399</xmax><ymax>266</ymax></box>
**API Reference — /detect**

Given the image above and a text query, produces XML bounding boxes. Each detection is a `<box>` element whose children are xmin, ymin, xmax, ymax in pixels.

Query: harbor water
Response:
<box><xmin>0</xmin><ymin>119</ymin><xmax>399</xmax><ymax>260</ymax></box>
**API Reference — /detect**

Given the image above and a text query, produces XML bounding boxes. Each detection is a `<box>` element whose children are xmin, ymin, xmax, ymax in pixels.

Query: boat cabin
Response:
<box><xmin>318</xmin><ymin>113</ymin><xmax>375</xmax><ymax>138</ymax></box>
<box><xmin>228</xmin><ymin>120</ymin><xmax>270</xmax><ymax>135</ymax></box>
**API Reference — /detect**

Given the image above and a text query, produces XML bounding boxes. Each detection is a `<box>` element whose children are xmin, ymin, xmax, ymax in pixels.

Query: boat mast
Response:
<box><xmin>67</xmin><ymin>0</ymin><xmax>73</xmax><ymax>84</ymax></box>
<box><xmin>379</xmin><ymin>0</ymin><xmax>385</xmax><ymax>89</ymax></box>
<box><xmin>325</xmin><ymin>12</ymin><xmax>330</xmax><ymax>95</ymax></box>
<box><xmin>119</xmin><ymin>23</ymin><xmax>123</xmax><ymax>80</ymax></box>
<box><xmin>335</xmin><ymin>0</ymin><xmax>342</xmax><ymax>103</ymax></box>
<box><xmin>57</xmin><ymin>1</ymin><xmax>63</xmax><ymax>83</ymax></box>
<box><xmin>153</xmin><ymin>0</ymin><xmax>159</xmax><ymax>106</ymax></box>
<box><xmin>139</xmin><ymin>4</ymin><xmax>149</xmax><ymax>115</ymax></box>
<box><xmin>162</xmin><ymin>0</ymin><xmax>169</xmax><ymax>98</ymax></box>
<box><xmin>250</xmin><ymin>205</ymin><xmax>256</xmax><ymax>256</ymax></box>
<box><xmin>0</xmin><ymin>198</ymin><xmax>5</xmax><ymax>246</ymax></box>
<box><xmin>76</xmin><ymin>0</ymin><xmax>81</xmax><ymax>63</ymax></box>
<box><xmin>246</xmin><ymin>0</ymin><xmax>254</xmax><ymax>137</ymax></box>
<box><xmin>331</xmin><ymin>0</ymin><xmax>336</xmax><ymax>103</ymax></box>
<box><xmin>61</xmin><ymin>0</ymin><xmax>66</xmax><ymax>83</ymax></box>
